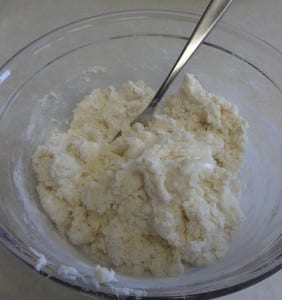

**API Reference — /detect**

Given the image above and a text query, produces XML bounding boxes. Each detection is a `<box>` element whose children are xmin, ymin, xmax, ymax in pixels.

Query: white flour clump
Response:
<box><xmin>33</xmin><ymin>74</ymin><xmax>247</xmax><ymax>277</ymax></box>
<box><xmin>93</xmin><ymin>265</ymin><xmax>116</xmax><ymax>283</ymax></box>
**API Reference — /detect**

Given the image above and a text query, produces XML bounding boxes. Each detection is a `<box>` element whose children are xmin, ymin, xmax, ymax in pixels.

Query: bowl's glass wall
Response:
<box><xmin>0</xmin><ymin>11</ymin><xmax>281</xmax><ymax>298</ymax></box>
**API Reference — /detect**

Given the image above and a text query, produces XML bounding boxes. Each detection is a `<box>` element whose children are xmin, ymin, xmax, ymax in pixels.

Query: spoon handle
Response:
<box><xmin>134</xmin><ymin>0</ymin><xmax>233</xmax><ymax>123</ymax></box>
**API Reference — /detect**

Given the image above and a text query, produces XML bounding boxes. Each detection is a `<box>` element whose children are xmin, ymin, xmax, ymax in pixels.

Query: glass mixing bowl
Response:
<box><xmin>0</xmin><ymin>10</ymin><xmax>281</xmax><ymax>299</ymax></box>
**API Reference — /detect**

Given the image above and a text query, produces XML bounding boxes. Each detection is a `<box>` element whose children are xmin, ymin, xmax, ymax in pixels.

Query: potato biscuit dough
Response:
<box><xmin>33</xmin><ymin>74</ymin><xmax>247</xmax><ymax>277</ymax></box>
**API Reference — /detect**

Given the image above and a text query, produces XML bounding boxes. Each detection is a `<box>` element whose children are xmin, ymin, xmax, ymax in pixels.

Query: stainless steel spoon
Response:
<box><xmin>113</xmin><ymin>0</ymin><xmax>233</xmax><ymax>140</ymax></box>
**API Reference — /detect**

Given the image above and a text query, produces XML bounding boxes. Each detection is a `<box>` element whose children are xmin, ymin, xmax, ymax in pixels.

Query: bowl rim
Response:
<box><xmin>0</xmin><ymin>9</ymin><xmax>281</xmax><ymax>299</ymax></box>
<box><xmin>0</xmin><ymin>9</ymin><xmax>282</xmax><ymax>75</ymax></box>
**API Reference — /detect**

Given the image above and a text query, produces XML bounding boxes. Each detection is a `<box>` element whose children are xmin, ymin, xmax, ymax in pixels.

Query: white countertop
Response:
<box><xmin>0</xmin><ymin>0</ymin><xmax>281</xmax><ymax>299</ymax></box>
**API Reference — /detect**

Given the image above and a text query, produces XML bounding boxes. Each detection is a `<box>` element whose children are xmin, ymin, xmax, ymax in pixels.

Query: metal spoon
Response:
<box><xmin>113</xmin><ymin>0</ymin><xmax>233</xmax><ymax>141</ymax></box>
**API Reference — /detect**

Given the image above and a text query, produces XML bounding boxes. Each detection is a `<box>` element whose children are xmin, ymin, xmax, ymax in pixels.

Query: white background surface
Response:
<box><xmin>0</xmin><ymin>0</ymin><xmax>281</xmax><ymax>299</ymax></box>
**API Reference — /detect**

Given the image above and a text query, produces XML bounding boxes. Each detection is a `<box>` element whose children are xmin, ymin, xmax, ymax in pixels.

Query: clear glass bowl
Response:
<box><xmin>0</xmin><ymin>10</ymin><xmax>281</xmax><ymax>299</ymax></box>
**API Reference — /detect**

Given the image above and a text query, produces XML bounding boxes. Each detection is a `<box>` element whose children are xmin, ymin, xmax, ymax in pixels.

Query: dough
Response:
<box><xmin>32</xmin><ymin>74</ymin><xmax>247</xmax><ymax>277</ymax></box>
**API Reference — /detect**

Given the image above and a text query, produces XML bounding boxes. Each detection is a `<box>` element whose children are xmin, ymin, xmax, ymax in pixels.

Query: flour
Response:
<box><xmin>30</xmin><ymin>247</ymin><xmax>48</xmax><ymax>271</ymax></box>
<box><xmin>93</xmin><ymin>265</ymin><xmax>116</xmax><ymax>283</ymax></box>
<box><xmin>57</xmin><ymin>265</ymin><xmax>80</xmax><ymax>281</ymax></box>
<box><xmin>32</xmin><ymin>74</ymin><xmax>247</xmax><ymax>277</ymax></box>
